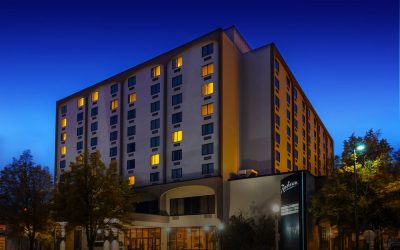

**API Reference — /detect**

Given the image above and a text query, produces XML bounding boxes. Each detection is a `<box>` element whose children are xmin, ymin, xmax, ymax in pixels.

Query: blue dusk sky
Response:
<box><xmin>0</xmin><ymin>0</ymin><xmax>398</xmax><ymax>172</ymax></box>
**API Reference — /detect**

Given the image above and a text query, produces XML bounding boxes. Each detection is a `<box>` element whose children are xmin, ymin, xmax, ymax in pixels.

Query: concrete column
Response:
<box><xmin>103</xmin><ymin>229</ymin><xmax>110</xmax><ymax>250</ymax></box>
<box><xmin>58</xmin><ymin>222</ymin><xmax>68</xmax><ymax>250</ymax></box>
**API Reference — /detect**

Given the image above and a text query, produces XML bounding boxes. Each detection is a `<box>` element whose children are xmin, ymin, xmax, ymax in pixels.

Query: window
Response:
<box><xmin>274</xmin><ymin>78</ymin><xmax>280</xmax><ymax>89</ymax></box>
<box><xmin>172</xmin><ymin>168</ymin><xmax>182</xmax><ymax>178</ymax></box>
<box><xmin>202</xmin><ymin>143</ymin><xmax>213</xmax><ymax>155</ymax></box>
<box><xmin>276</xmin><ymin>150</ymin><xmax>280</xmax><ymax>162</ymax></box>
<box><xmin>170</xmin><ymin>195</ymin><xmax>214</xmax><ymax>216</ymax></box>
<box><xmin>302</xmin><ymin>115</ymin><xmax>305</xmax><ymax>123</ymax></box>
<box><xmin>286</xmin><ymin>93</ymin><xmax>291</xmax><ymax>104</ymax></box>
<box><xmin>77</xmin><ymin>127</ymin><xmax>83</xmax><ymax>136</ymax></box>
<box><xmin>127</xmin><ymin>126</ymin><xmax>136</xmax><ymax>136</ymax></box>
<box><xmin>150</xmin><ymin>101</ymin><xmax>160</xmax><ymax>112</ymax></box>
<box><xmin>127</xmin><ymin>142</ymin><xmax>135</xmax><ymax>153</ymax></box>
<box><xmin>151</xmin><ymin>65</ymin><xmax>161</xmax><ymax>78</ymax></box>
<box><xmin>110</xmin><ymin>83</ymin><xmax>118</xmax><ymax>94</ymax></box>
<box><xmin>150</xmin><ymin>118</ymin><xmax>160</xmax><ymax>130</ymax></box>
<box><xmin>202</xmin><ymin>163</ymin><xmax>214</xmax><ymax>174</ymax></box>
<box><xmin>110</xmin><ymin>115</ymin><xmax>118</xmax><ymax>125</ymax></box>
<box><xmin>61</xmin><ymin>132</ymin><xmax>67</xmax><ymax>142</ymax></box>
<box><xmin>150</xmin><ymin>172</ymin><xmax>159</xmax><ymax>182</ymax></box>
<box><xmin>201</xmin><ymin>103</ymin><xmax>214</xmax><ymax>116</ymax></box>
<box><xmin>91</xmin><ymin>137</ymin><xmax>97</xmax><ymax>146</ymax></box>
<box><xmin>294</xmin><ymin>88</ymin><xmax>298</xmax><ymax>99</ymax></box>
<box><xmin>275</xmin><ymin>114</ymin><xmax>280</xmax><ymax>126</ymax></box>
<box><xmin>202</xmin><ymin>43</ymin><xmax>214</xmax><ymax>57</ymax></box>
<box><xmin>61</xmin><ymin>105</ymin><xmax>67</xmax><ymax>114</ymax></box>
<box><xmin>172</xmin><ymin>75</ymin><xmax>182</xmax><ymax>88</ymax></box>
<box><xmin>202</xmin><ymin>82</ymin><xmax>214</xmax><ymax>96</ymax></box>
<box><xmin>172</xmin><ymin>56</ymin><xmax>182</xmax><ymax>69</ymax></box>
<box><xmin>287</xmin><ymin>126</ymin><xmax>291</xmax><ymax>137</ymax></box>
<box><xmin>286</xmin><ymin>77</ymin><xmax>291</xmax><ymax>88</ymax></box>
<box><xmin>286</xmin><ymin>110</ymin><xmax>291</xmax><ymax>120</ymax></box>
<box><xmin>294</xmin><ymin>150</ymin><xmax>298</xmax><ymax>159</ymax></box>
<box><xmin>91</xmin><ymin>122</ymin><xmax>98</xmax><ymax>132</ymax></box>
<box><xmin>91</xmin><ymin>91</ymin><xmax>99</xmax><ymax>102</ymax></box>
<box><xmin>60</xmin><ymin>160</ymin><xmax>66</xmax><ymax>169</ymax></box>
<box><xmin>172</xmin><ymin>112</ymin><xmax>182</xmax><ymax>124</ymax></box>
<box><xmin>151</xmin><ymin>83</ymin><xmax>160</xmax><ymax>95</ymax></box>
<box><xmin>201</xmin><ymin>63</ymin><xmax>214</xmax><ymax>77</ymax></box>
<box><xmin>287</xmin><ymin>159</ymin><xmax>292</xmax><ymax>169</ymax></box>
<box><xmin>294</xmin><ymin>104</ymin><xmax>298</xmax><ymax>114</ymax></box>
<box><xmin>151</xmin><ymin>154</ymin><xmax>160</xmax><ymax>165</ymax></box>
<box><xmin>275</xmin><ymin>132</ymin><xmax>280</xmax><ymax>144</ymax></box>
<box><xmin>150</xmin><ymin>136</ymin><xmax>160</xmax><ymax>148</ymax></box>
<box><xmin>172</xmin><ymin>130</ymin><xmax>183</xmax><ymax>143</ymax></box>
<box><xmin>127</xmin><ymin>109</ymin><xmax>136</xmax><ymax>120</ymax></box>
<box><xmin>61</xmin><ymin>118</ymin><xmax>67</xmax><ymax>128</ymax></box>
<box><xmin>274</xmin><ymin>95</ymin><xmax>280</xmax><ymax>108</ymax></box>
<box><xmin>294</xmin><ymin>135</ymin><xmax>298</xmax><ymax>144</ymax></box>
<box><xmin>172</xmin><ymin>150</ymin><xmax>182</xmax><ymax>161</ymax></box>
<box><xmin>287</xmin><ymin>143</ymin><xmax>291</xmax><ymax>153</ymax></box>
<box><xmin>128</xmin><ymin>76</ymin><xmax>136</xmax><ymax>87</ymax></box>
<box><xmin>172</xmin><ymin>94</ymin><xmax>182</xmax><ymax>106</ymax></box>
<box><xmin>294</xmin><ymin>119</ymin><xmax>298</xmax><ymax>129</ymax></box>
<box><xmin>77</xmin><ymin>97</ymin><xmax>84</xmax><ymax>108</ymax></box>
<box><xmin>111</xmin><ymin>99</ymin><xmax>119</xmax><ymax>110</ymax></box>
<box><xmin>77</xmin><ymin>112</ymin><xmax>83</xmax><ymax>122</ymax></box>
<box><xmin>76</xmin><ymin>141</ymin><xmax>83</xmax><ymax>150</ymax></box>
<box><xmin>274</xmin><ymin>59</ymin><xmax>279</xmax><ymax>71</ymax></box>
<box><xmin>128</xmin><ymin>176</ymin><xmax>135</xmax><ymax>186</ymax></box>
<box><xmin>128</xmin><ymin>93</ymin><xmax>136</xmax><ymax>104</ymax></box>
<box><xmin>201</xmin><ymin>123</ymin><xmax>213</xmax><ymax>136</ymax></box>
<box><xmin>110</xmin><ymin>147</ymin><xmax>117</xmax><ymax>157</ymax></box>
<box><xmin>127</xmin><ymin>159</ymin><xmax>135</xmax><ymax>170</ymax></box>
<box><xmin>60</xmin><ymin>146</ymin><xmax>66</xmax><ymax>156</ymax></box>
<box><xmin>91</xmin><ymin>107</ymin><xmax>98</xmax><ymax>117</ymax></box>
<box><xmin>110</xmin><ymin>131</ymin><xmax>118</xmax><ymax>141</ymax></box>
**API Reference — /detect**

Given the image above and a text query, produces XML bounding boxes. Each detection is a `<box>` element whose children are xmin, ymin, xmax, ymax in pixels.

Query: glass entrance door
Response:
<box><xmin>125</xmin><ymin>228</ymin><xmax>161</xmax><ymax>250</ymax></box>
<box><xmin>168</xmin><ymin>227</ymin><xmax>215</xmax><ymax>250</ymax></box>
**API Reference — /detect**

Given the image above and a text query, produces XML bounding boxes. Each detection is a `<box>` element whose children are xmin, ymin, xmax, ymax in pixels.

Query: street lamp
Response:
<box><xmin>272</xmin><ymin>204</ymin><xmax>280</xmax><ymax>250</ymax></box>
<box><xmin>353</xmin><ymin>143</ymin><xmax>365</xmax><ymax>250</ymax></box>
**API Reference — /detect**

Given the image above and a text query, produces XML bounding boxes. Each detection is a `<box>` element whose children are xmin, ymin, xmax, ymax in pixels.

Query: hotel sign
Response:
<box><xmin>281</xmin><ymin>180</ymin><xmax>299</xmax><ymax>194</ymax></box>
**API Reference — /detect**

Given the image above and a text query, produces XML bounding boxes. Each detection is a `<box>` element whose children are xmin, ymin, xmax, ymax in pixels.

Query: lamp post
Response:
<box><xmin>272</xmin><ymin>204</ymin><xmax>280</xmax><ymax>250</ymax></box>
<box><xmin>353</xmin><ymin>144</ymin><xmax>365</xmax><ymax>250</ymax></box>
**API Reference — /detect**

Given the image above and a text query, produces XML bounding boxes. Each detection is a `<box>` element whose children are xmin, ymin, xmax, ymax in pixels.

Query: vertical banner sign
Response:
<box><xmin>280</xmin><ymin>173</ymin><xmax>301</xmax><ymax>250</ymax></box>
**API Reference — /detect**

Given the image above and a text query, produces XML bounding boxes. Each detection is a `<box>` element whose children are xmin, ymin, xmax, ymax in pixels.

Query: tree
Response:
<box><xmin>0</xmin><ymin>150</ymin><xmax>53</xmax><ymax>250</ymax></box>
<box><xmin>53</xmin><ymin>151</ymin><xmax>132</xmax><ymax>250</ymax></box>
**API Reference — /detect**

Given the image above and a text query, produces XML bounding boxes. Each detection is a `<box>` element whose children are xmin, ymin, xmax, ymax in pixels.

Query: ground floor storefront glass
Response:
<box><xmin>125</xmin><ymin>228</ymin><xmax>161</xmax><ymax>250</ymax></box>
<box><xmin>168</xmin><ymin>227</ymin><xmax>215</xmax><ymax>250</ymax></box>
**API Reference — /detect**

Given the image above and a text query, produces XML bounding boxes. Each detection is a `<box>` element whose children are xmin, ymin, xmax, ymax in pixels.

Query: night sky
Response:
<box><xmin>0</xmin><ymin>0</ymin><xmax>398</xmax><ymax>172</ymax></box>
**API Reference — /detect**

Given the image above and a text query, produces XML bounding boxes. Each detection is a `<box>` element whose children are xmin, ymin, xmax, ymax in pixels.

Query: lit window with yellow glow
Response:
<box><xmin>91</xmin><ymin>91</ymin><xmax>99</xmax><ymax>102</ymax></box>
<box><xmin>60</xmin><ymin>146</ymin><xmax>66</xmax><ymax>156</ymax></box>
<box><xmin>172</xmin><ymin>130</ymin><xmax>183</xmax><ymax>143</ymax></box>
<box><xmin>128</xmin><ymin>176</ymin><xmax>135</xmax><ymax>186</ymax></box>
<box><xmin>61</xmin><ymin>118</ymin><xmax>67</xmax><ymax>128</ymax></box>
<box><xmin>201</xmin><ymin>63</ymin><xmax>214</xmax><ymax>77</ymax></box>
<box><xmin>77</xmin><ymin>97</ymin><xmax>84</xmax><ymax>108</ymax></box>
<box><xmin>61</xmin><ymin>132</ymin><xmax>67</xmax><ymax>142</ymax></box>
<box><xmin>151</xmin><ymin>154</ymin><xmax>160</xmax><ymax>166</ymax></box>
<box><xmin>111</xmin><ymin>99</ymin><xmax>119</xmax><ymax>110</ymax></box>
<box><xmin>172</xmin><ymin>56</ymin><xmax>182</xmax><ymax>69</ymax></box>
<box><xmin>202</xmin><ymin>82</ymin><xmax>214</xmax><ymax>96</ymax></box>
<box><xmin>128</xmin><ymin>93</ymin><xmax>136</xmax><ymax>104</ymax></box>
<box><xmin>151</xmin><ymin>65</ymin><xmax>161</xmax><ymax>78</ymax></box>
<box><xmin>201</xmin><ymin>103</ymin><xmax>214</xmax><ymax>116</ymax></box>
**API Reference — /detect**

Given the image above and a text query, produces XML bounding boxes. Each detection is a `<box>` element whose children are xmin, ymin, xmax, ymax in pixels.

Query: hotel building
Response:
<box><xmin>55</xmin><ymin>26</ymin><xmax>333</xmax><ymax>250</ymax></box>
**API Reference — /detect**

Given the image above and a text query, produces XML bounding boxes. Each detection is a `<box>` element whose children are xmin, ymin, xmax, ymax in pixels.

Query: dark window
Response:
<box><xmin>286</xmin><ymin>77</ymin><xmax>291</xmax><ymax>88</ymax></box>
<box><xmin>172</xmin><ymin>112</ymin><xmax>182</xmax><ymax>124</ymax></box>
<box><xmin>170</xmin><ymin>195</ymin><xmax>215</xmax><ymax>216</ymax></box>
<box><xmin>91</xmin><ymin>122</ymin><xmax>98</xmax><ymax>132</ymax></box>
<box><xmin>202</xmin><ymin>163</ymin><xmax>214</xmax><ymax>174</ymax></box>
<box><xmin>275</xmin><ymin>132</ymin><xmax>280</xmax><ymax>144</ymax></box>
<box><xmin>287</xmin><ymin>159</ymin><xmax>292</xmax><ymax>169</ymax></box>
<box><xmin>172</xmin><ymin>150</ymin><xmax>182</xmax><ymax>161</ymax></box>
<box><xmin>91</xmin><ymin>107</ymin><xmax>98</xmax><ymax>117</ymax></box>
<box><xmin>127</xmin><ymin>159</ymin><xmax>135</xmax><ymax>170</ymax></box>
<box><xmin>294</xmin><ymin>150</ymin><xmax>299</xmax><ymax>159</ymax></box>
<box><xmin>151</xmin><ymin>101</ymin><xmax>160</xmax><ymax>112</ymax></box>
<box><xmin>77</xmin><ymin>127</ymin><xmax>83</xmax><ymax>136</ymax></box>
<box><xmin>302</xmin><ymin>115</ymin><xmax>305</xmax><ymax>123</ymax></box>
<box><xmin>202</xmin><ymin>43</ymin><xmax>214</xmax><ymax>57</ymax></box>
<box><xmin>287</xmin><ymin>126</ymin><xmax>291</xmax><ymax>137</ymax></box>
<box><xmin>201</xmin><ymin>123</ymin><xmax>213</xmax><ymax>136</ymax></box>
<box><xmin>172</xmin><ymin>94</ymin><xmax>182</xmax><ymax>106</ymax></box>
<box><xmin>287</xmin><ymin>143</ymin><xmax>291</xmax><ymax>153</ymax></box>
<box><xmin>202</xmin><ymin>143</ymin><xmax>213</xmax><ymax>155</ymax></box>
<box><xmin>127</xmin><ymin>109</ymin><xmax>136</xmax><ymax>120</ymax></box>
<box><xmin>127</xmin><ymin>126</ymin><xmax>136</xmax><ymax>136</ymax></box>
<box><xmin>172</xmin><ymin>75</ymin><xmax>182</xmax><ymax>88</ymax></box>
<box><xmin>90</xmin><ymin>137</ymin><xmax>97</xmax><ymax>146</ymax></box>
<box><xmin>276</xmin><ymin>151</ymin><xmax>280</xmax><ymax>162</ymax></box>
<box><xmin>294</xmin><ymin>135</ymin><xmax>298</xmax><ymax>144</ymax></box>
<box><xmin>110</xmin><ymin>115</ymin><xmax>118</xmax><ymax>125</ymax></box>
<box><xmin>76</xmin><ymin>141</ymin><xmax>83</xmax><ymax>150</ymax></box>
<box><xmin>128</xmin><ymin>76</ymin><xmax>136</xmax><ymax>87</ymax></box>
<box><xmin>110</xmin><ymin>83</ymin><xmax>118</xmax><ymax>94</ymax></box>
<box><xmin>294</xmin><ymin>89</ymin><xmax>298</xmax><ymax>99</ymax></box>
<box><xmin>294</xmin><ymin>119</ymin><xmax>298</xmax><ymax>129</ymax></box>
<box><xmin>151</xmin><ymin>83</ymin><xmax>160</xmax><ymax>95</ymax></box>
<box><xmin>150</xmin><ymin>118</ymin><xmax>160</xmax><ymax>130</ymax></box>
<box><xmin>110</xmin><ymin>131</ymin><xmax>118</xmax><ymax>141</ymax></box>
<box><xmin>61</xmin><ymin>105</ymin><xmax>67</xmax><ymax>114</ymax></box>
<box><xmin>275</xmin><ymin>114</ymin><xmax>280</xmax><ymax>126</ymax></box>
<box><xmin>286</xmin><ymin>110</ymin><xmax>291</xmax><ymax>120</ymax></box>
<box><xmin>150</xmin><ymin>136</ymin><xmax>160</xmax><ymax>148</ymax></box>
<box><xmin>127</xmin><ymin>143</ymin><xmax>135</xmax><ymax>153</ymax></box>
<box><xmin>110</xmin><ymin>147</ymin><xmax>117</xmax><ymax>157</ymax></box>
<box><xmin>172</xmin><ymin>168</ymin><xmax>182</xmax><ymax>179</ymax></box>
<box><xmin>274</xmin><ymin>59</ymin><xmax>279</xmax><ymax>71</ymax></box>
<box><xmin>150</xmin><ymin>172</ymin><xmax>159</xmax><ymax>182</ymax></box>
<box><xmin>286</xmin><ymin>93</ymin><xmax>291</xmax><ymax>104</ymax></box>
<box><xmin>77</xmin><ymin>112</ymin><xmax>83</xmax><ymax>122</ymax></box>
<box><xmin>294</xmin><ymin>104</ymin><xmax>298</xmax><ymax>113</ymax></box>
<box><xmin>274</xmin><ymin>78</ymin><xmax>280</xmax><ymax>89</ymax></box>
<box><xmin>60</xmin><ymin>160</ymin><xmax>66</xmax><ymax>169</ymax></box>
<box><xmin>274</xmin><ymin>95</ymin><xmax>280</xmax><ymax>108</ymax></box>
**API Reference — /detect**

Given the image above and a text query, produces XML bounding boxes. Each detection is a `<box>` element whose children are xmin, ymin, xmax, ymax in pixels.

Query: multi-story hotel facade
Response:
<box><xmin>55</xmin><ymin>27</ymin><xmax>333</xmax><ymax>250</ymax></box>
